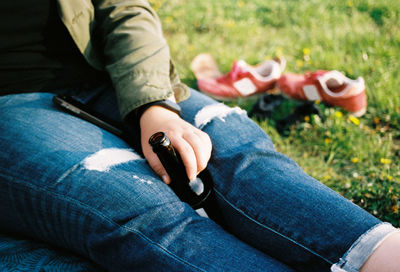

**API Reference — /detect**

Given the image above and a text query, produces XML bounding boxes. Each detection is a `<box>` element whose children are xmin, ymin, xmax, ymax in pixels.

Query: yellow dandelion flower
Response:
<box><xmin>349</xmin><ymin>116</ymin><xmax>360</xmax><ymax>126</ymax></box>
<box><xmin>275</xmin><ymin>47</ymin><xmax>284</xmax><ymax>58</ymax></box>
<box><xmin>237</xmin><ymin>0</ymin><xmax>245</xmax><ymax>8</ymax></box>
<box><xmin>153</xmin><ymin>4</ymin><xmax>161</xmax><ymax>11</ymax></box>
<box><xmin>324</xmin><ymin>138</ymin><xmax>332</xmax><ymax>144</ymax></box>
<box><xmin>351</xmin><ymin>157</ymin><xmax>359</xmax><ymax>163</ymax></box>
<box><xmin>323</xmin><ymin>174</ymin><xmax>331</xmax><ymax>180</ymax></box>
<box><xmin>334</xmin><ymin>111</ymin><xmax>343</xmax><ymax>118</ymax></box>
<box><xmin>303</xmin><ymin>47</ymin><xmax>311</xmax><ymax>56</ymax></box>
<box><xmin>346</xmin><ymin>1</ymin><xmax>354</xmax><ymax>7</ymax></box>
<box><xmin>149</xmin><ymin>0</ymin><xmax>165</xmax><ymax>11</ymax></box>
<box><xmin>387</xmin><ymin>175</ymin><xmax>393</xmax><ymax>181</ymax></box>
<box><xmin>164</xmin><ymin>16</ymin><xmax>174</xmax><ymax>24</ymax></box>
<box><xmin>225</xmin><ymin>20</ymin><xmax>235</xmax><ymax>28</ymax></box>
<box><xmin>264</xmin><ymin>55</ymin><xmax>272</xmax><ymax>61</ymax></box>
<box><xmin>380</xmin><ymin>158</ymin><xmax>392</xmax><ymax>164</ymax></box>
<box><xmin>296</xmin><ymin>59</ymin><xmax>304</xmax><ymax>68</ymax></box>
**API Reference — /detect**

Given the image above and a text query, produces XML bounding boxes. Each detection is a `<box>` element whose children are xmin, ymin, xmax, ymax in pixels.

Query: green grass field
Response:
<box><xmin>150</xmin><ymin>0</ymin><xmax>400</xmax><ymax>227</ymax></box>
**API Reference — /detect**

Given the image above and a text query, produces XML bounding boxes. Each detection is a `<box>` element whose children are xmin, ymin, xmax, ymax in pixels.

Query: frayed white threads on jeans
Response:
<box><xmin>83</xmin><ymin>148</ymin><xmax>142</xmax><ymax>172</ymax></box>
<box><xmin>194</xmin><ymin>103</ymin><xmax>247</xmax><ymax>129</ymax></box>
<box><xmin>132</xmin><ymin>174</ymin><xmax>153</xmax><ymax>185</ymax></box>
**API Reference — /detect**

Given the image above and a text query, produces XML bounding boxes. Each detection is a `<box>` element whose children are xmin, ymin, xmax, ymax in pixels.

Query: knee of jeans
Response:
<box><xmin>193</xmin><ymin>103</ymin><xmax>247</xmax><ymax>129</ymax></box>
<box><xmin>192</xmin><ymin>103</ymin><xmax>275</xmax><ymax>151</ymax></box>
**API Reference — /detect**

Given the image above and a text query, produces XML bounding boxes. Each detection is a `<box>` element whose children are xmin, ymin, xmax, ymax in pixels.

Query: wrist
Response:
<box><xmin>138</xmin><ymin>99</ymin><xmax>181</xmax><ymax>120</ymax></box>
<box><xmin>139</xmin><ymin>104</ymin><xmax>181</xmax><ymax>126</ymax></box>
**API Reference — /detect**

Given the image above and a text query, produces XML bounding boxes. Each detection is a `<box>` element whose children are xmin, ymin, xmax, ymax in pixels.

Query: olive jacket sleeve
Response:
<box><xmin>57</xmin><ymin>0</ymin><xmax>189</xmax><ymax>119</ymax></box>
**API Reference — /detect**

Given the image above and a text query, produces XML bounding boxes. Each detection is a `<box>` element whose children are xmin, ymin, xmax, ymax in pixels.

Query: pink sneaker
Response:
<box><xmin>277</xmin><ymin>70</ymin><xmax>367</xmax><ymax>116</ymax></box>
<box><xmin>191</xmin><ymin>54</ymin><xmax>285</xmax><ymax>100</ymax></box>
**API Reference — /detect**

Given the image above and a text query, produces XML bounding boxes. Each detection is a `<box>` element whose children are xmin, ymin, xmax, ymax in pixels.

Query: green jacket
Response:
<box><xmin>57</xmin><ymin>0</ymin><xmax>189</xmax><ymax>119</ymax></box>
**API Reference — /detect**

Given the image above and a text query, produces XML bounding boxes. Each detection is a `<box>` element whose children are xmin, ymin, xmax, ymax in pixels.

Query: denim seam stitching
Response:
<box><xmin>214</xmin><ymin>188</ymin><xmax>333</xmax><ymax>265</ymax></box>
<box><xmin>1</xmin><ymin>174</ymin><xmax>206</xmax><ymax>272</ymax></box>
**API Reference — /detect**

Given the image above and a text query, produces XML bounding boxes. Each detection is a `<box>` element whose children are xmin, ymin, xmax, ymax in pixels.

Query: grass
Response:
<box><xmin>150</xmin><ymin>0</ymin><xmax>400</xmax><ymax>227</ymax></box>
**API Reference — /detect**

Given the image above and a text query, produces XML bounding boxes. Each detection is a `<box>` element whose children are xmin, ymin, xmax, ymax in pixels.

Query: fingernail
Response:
<box><xmin>161</xmin><ymin>175</ymin><xmax>169</xmax><ymax>184</ymax></box>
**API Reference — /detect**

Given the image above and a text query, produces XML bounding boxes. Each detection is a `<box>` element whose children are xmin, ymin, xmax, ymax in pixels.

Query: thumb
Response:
<box><xmin>145</xmin><ymin>151</ymin><xmax>171</xmax><ymax>184</ymax></box>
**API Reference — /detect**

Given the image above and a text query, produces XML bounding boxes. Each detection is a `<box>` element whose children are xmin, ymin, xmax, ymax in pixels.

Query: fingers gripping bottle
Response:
<box><xmin>149</xmin><ymin>132</ymin><xmax>226</xmax><ymax>227</ymax></box>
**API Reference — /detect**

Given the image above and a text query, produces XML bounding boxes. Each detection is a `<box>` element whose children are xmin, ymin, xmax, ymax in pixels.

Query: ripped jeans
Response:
<box><xmin>0</xmin><ymin>84</ymin><xmax>398</xmax><ymax>272</ymax></box>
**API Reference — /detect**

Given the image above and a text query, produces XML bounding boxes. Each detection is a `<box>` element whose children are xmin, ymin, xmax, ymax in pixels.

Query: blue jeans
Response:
<box><xmin>0</xmin><ymin>85</ymin><xmax>397</xmax><ymax>271</ymax></box>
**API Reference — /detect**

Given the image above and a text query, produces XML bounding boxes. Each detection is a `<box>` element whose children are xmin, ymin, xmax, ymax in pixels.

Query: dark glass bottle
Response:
<box><xmin>149</xmin><ymin>132</ymin><xmax>226</xmax><ymax>226</ymax></box>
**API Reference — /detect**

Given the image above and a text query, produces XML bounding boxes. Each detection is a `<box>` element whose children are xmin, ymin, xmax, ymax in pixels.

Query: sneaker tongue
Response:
<box><xmin>235</xmin><ymin>60</ymin><xmax>249</xmax><ymax>71</ymax></box>
<box><xmin>228</xmin><ymin>60</ymin><xmax>248</xmax><ymax>81</ymax></box>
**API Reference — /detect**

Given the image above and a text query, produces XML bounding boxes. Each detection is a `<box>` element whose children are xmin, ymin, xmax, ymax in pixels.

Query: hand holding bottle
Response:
<box><xmin>149</xmin><ymin>131</ymin><xmax>226</xmax><ymax>227</ymax></box>
<box><xmin>139</xmin><ymin>97</ymin><xmax>212</xmax><ymax>184</ymax></box>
